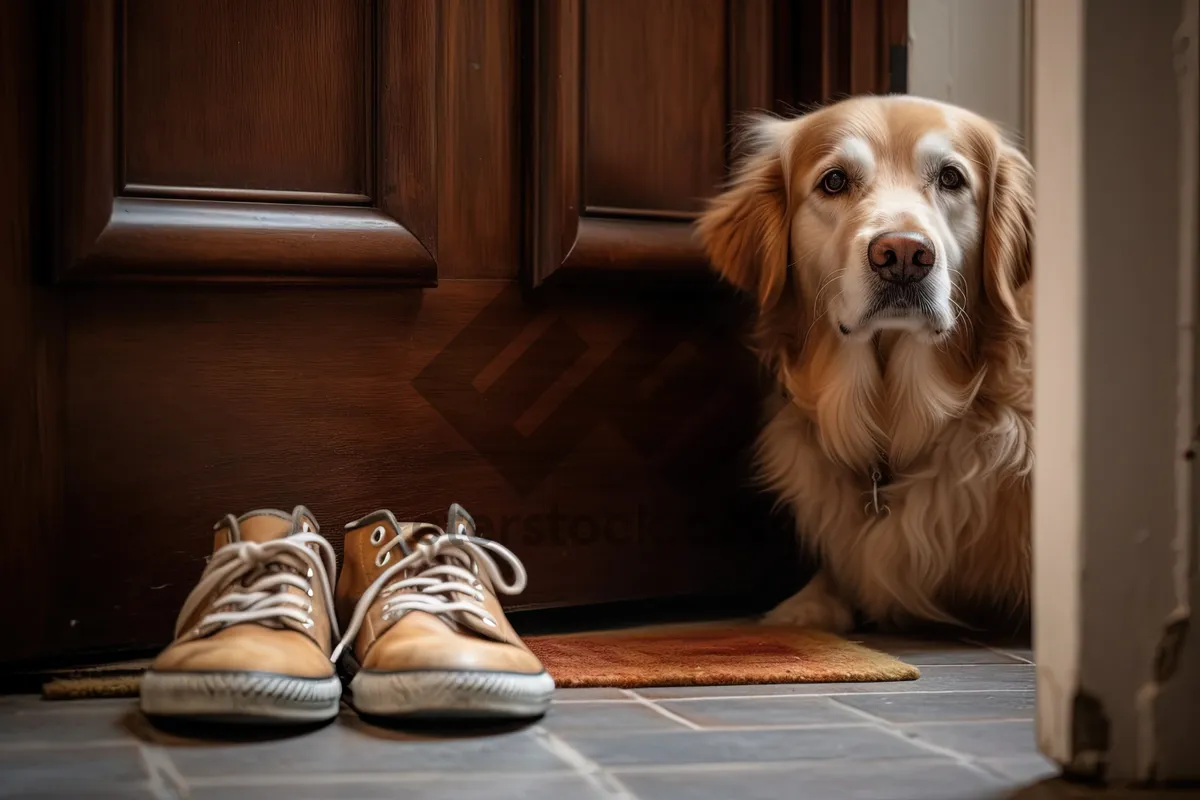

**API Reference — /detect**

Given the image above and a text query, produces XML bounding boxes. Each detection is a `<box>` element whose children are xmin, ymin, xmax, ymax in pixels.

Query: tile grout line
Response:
<box><xmin>619</xmin><ymin>689</ymin><xmax>703</xmax><ymax>731</ymax></box>
<box><xmin>187</xmin><ymin>767</ymin><xmax>580</xmax><ymax>786</ymax></box>
<box><xmin>907</xmin><ymin>664</ymin><xmax>1033</xmax><ymax>670</ymax></box>
<box><xmin>0</xmin><ymin>738</ymin><xmax>134</xmax><ymax>751</ymax></box>
<box><xmin>607</xmin><ymin>756</ymin><xmax>955</xmax><ymax>777</ymax></box>
<box><xmin>186</xmin><ymin>771</ymin><xmax>580</xmax><ymax>788</ymax></box>
<box><xmin>549</xmin><ymin>665</ymin><xmax>1030</xmax><ymax>698</ymax></box>
<box><xmin>629</xmin><ymin>688</ymin><xmax>1030</xmax><ymax>703</ymax></box>
<box><xmin>971</xmin><ymin>759</ymin><xmax>1046</xmax><ymax>784</ymax></box>
<box><xmin>553</xmin><ymin>699</ymin><xmax>640</xmax><ymax>705</ymax></box>
<box><xmin>961</xmin><ymin>638</ymin><xmax>1034</xmax><ymax>665</ymax></box>
<box><xmin>827</xmin><ymin>697</ymin><xmax>1003</xmax><ymax>781</ymax></box>
<box><xmin>138</xmin><ymin>742</ymin><xmax>189</xmax><ymax>800</ymax></box>
<box><xmin>551</xmin><ymin>722</ymin><xmax>880</xmax><ymax>736</ymax></box>
<box><xmin>909</xmin><ymin>717</ymin><xmax>1035</xmax><ymax>726</ymax></box>
<box><xmin>531</xmin><ymin>726</ymin><xmax>640</xmax><ymax>800</ymax></box>
<box><xmin>891</xmin><ymin>663</ymin><xmax>1022</xmax><ymax>668</ymax></box>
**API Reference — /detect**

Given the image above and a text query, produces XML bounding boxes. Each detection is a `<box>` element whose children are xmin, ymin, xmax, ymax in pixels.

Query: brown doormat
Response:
<box><xmin>525</xmin><ymin>624</ymin><xmax>919</xmax><ymax>688</ymax></box>
<box><xmin>43</xmin><ymin>674</ymin><xmax>142</xmax><ymax>700</ymax></box>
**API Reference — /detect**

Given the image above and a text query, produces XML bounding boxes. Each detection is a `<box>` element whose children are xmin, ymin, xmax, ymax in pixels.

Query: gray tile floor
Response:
<box><xmin>0</xmin><ymin>636</ymin><xmax>1195</xmax><ymax>799</ymax></box>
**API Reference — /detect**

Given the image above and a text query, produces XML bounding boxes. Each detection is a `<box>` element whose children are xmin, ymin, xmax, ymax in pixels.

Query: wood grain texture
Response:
<box><xmin>768</xmin><ymin>0</ymin><xmax>908</xmax><ymax>117</ymax></box>
<box><xmin>883</xmin><ymin>0</ymin><xmax>909</xmax><ymax>93</ymax></box>
<box><xmin>50</xmin><ymin>0</ymin><xmax>437</xmax><ymax>284</ymax></box>
<box><xmin>562</xmin><ymin>218</ymin><xmax>708</xmax><ymax>272</ymax></box>
<box><xmin>583</xmin><ymin>0</ymin><xmax>727</xmax><ymax>215</ymax></box>
<box><xmin>123</xmin><ymin>0</ymin><xmax>368</xmax><ymax>196</ymax></box>
<box><xmin>70</xmin><ymin>199</ymin><xmax>432</xmax><ymax>283</ymax></box>
<box><xmin>820</xmin><ymin>0</ymin><xmax>851</xmax><ymax>99</ymax></box>
<box><xmin>438</xmin><ymin>0</ymin><xmax>520</xmax><ymax>279</ymax></box>
<box><xmin>51</xmin><ymin>281</ymin><xmax>777</xmax><ymax>657</ymax></box>
<box><xmin>527</xmin><ymin>0</ymin><xmax>581</xmax><ymax>287</ymax></box>
<box><xmin>380</xmin><ymin>0</ymin><xmax>439</xmax><ymax>260</ymax></box>
<box><xmin>848</xmin><ymin>0</ymin><xmax>909</xmax><ymax>95</ymax></box>
<box><xmin>729</xmin><ymin>0</ymin><xmax>775</xmax><ymax>122</ymax></box>
<box><xmin>0</xmin><ymin>0</ymin><xmax>63</xmax><ymax>662</ymax></box>
<box><xmin>849</xmin><ymin>0</ymin><xmax>883</xmax><ymax>95</ymax></box>
<box><xmin>780</xmin><ymin>0</ymin><xmax>908</xmax><ymax>102</ymax></box>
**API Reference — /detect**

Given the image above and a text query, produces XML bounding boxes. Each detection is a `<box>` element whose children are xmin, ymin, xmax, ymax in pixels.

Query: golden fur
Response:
<box><xmin>696</xmin><ymin>96</ymin><xmax>1035</xmax><ymax>632</ymax></box>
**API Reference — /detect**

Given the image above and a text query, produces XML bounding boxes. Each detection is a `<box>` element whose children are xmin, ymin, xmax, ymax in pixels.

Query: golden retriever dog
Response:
<box><xmin>697</xmin><ymin>96</ymin><xmax>1034</xmax><ymax>633</ymax></box>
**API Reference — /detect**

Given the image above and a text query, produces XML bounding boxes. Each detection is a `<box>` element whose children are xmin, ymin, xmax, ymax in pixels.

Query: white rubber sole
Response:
<box><xmin>348</xmin><ymin>669</ymin><xmax>555</xmax><ymax>719</ymax></box>
<box><xmin>139</xmin><ymin>670</ymin><xmax>342</xmax><ymax>723</ymax></box>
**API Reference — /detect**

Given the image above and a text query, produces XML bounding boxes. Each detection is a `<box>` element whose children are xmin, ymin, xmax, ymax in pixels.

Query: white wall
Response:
<box><xmin>908</xmin><ymin>0</ymin><xmax>1029</xmax><ymax>145</ymax></box>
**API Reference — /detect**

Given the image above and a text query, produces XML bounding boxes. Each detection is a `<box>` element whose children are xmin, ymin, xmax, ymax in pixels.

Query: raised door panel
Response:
<box><xmin>50</xmin><ymin>0</ymin><xmax>436</xmax><ymax>284</ymax></box>
<box><xmin>582</xmin><ymin>0</ymin><xmax>728</xmax><ymax>216</ymax></box>
<box><xmin>528</xmin><ymin>0</ymin><xmax>774</xmax><ymax>284</ymax></box>
<box><xmin>122</xmin><ymin>0</ymin><xmax>368</xmax><ymax>199</ymax></box>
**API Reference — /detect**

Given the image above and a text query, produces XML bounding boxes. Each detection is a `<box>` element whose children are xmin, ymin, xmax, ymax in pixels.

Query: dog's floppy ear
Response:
<box><xmin>981</xmin><ymin>140</ymin><xmax>1035</xmax><ymax>335</ymax></box>
<box><xmin>695</xmin><ymin>118</ymin><xmax>792</xmax><ymax>312</ymax></box>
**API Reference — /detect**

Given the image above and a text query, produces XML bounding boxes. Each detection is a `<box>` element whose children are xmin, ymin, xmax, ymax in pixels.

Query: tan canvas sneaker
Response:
<box><xmin>332</xmin><ymin>504</ymin><xmax>554</xmax><ymax>718</ymax></box>
<box><xmin>139</xmin><ymin>507</ymin><xmax>342</xmax><ymax>723</ymax></box>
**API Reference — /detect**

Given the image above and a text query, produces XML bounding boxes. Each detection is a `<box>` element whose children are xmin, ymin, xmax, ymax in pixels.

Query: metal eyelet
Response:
<box><xmin>306</xmin><ymin>567</ymin><xmax>314</xmax><ymax>578</ymax></box>
<box><xmin>370</xmin><ymin>525</ymin><xmax>387</xmax><ymax>546</ymax></box>
<box><xmin>303</xmin><ymin>618</ymin><xmax>314</xmax><ymax>629</ymax></box>
<box><xmin>375</xmin><ymin>550</ymin><xmax>391</xmax><ymax>568</ymax></box>
<box><xmin>301</xmin><ymin>521</ymin><xmax>312</xmax><ymax>533</ymax></box>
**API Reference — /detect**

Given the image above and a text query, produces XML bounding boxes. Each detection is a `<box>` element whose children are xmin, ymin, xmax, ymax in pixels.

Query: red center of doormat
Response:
<box><xmin>524</xmin><ymin>625</ymin><xmax>920</xmax><ymax>689</ymax></box>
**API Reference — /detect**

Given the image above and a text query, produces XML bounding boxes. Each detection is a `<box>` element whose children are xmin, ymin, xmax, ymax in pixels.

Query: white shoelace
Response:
<box><xmin>174</xmin><ymin>532</ymin><xmax>341</xmax><ymax>644</ymax></box>
<box><xmin>331</xmin><ymin>523</ymin><xmax>527</xmax><ymax>664</ymax></box>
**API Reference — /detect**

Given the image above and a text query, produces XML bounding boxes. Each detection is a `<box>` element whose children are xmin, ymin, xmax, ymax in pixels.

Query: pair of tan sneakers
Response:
<box><xmin>139</xmin><ymin>503</ymin><xmax>554</xmax><ymax>723</ymax></box>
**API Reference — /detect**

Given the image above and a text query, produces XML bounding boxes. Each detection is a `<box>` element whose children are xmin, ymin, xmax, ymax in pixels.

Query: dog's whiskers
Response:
<box><xmin>813</xmin><ymin>268</ymin><xmax>846</xmax><ymax>311</ymax></box>
<box><xmin>945</xmin><ymin>270</ymin><xmax>974</xmax><ymax>339</ymax></box>
<box><xmin>802</xmin><ymin>289</ymin><xmax>845</xmax><ymax>351</ymax></box>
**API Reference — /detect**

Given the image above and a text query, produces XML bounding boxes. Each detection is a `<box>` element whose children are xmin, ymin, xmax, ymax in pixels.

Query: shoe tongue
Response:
<box><xmin>236</xmin><ymin>511</ymin><xmax>296</xmax><ymax>543</ymax></box>
<box><xmin>214</xmin><ymin>507</ymin><xmax>317</xmax><ymax>551</ymax></box>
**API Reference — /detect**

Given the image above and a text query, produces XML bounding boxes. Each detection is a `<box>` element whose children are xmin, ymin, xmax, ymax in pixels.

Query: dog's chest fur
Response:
<box><xmin>763</xmin><ymin>335</ymin><xmax>1031</xmax><ymax>628</ymax></box>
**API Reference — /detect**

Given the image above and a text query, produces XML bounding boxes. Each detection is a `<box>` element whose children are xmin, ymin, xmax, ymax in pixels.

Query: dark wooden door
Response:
<box><xmin>1</xmin><ymin>0</ymin><xmax>906</xmax><ymax>666</ymax></box>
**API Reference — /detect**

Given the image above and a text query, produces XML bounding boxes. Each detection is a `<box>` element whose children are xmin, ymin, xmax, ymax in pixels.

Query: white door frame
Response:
<box><xmin>1031</xmin><ymin>0</ymin><xmax>1199</xmax><ymax>784</ymax></box>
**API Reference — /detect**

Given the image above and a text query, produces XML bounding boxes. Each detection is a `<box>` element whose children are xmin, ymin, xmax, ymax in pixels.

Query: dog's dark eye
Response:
<box><xmin>821</xmin><ymin>169</ymin><xmax>849</xmax><ymax>195</ymax></box>
<box><xmin>938</xmin><ymin>166</ymin><xmax>965</xmax><ymax>190</ymax></box>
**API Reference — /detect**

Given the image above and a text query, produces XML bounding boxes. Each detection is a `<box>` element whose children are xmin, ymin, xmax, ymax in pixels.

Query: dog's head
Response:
<box><xmin>697</xmin><ymin>96</ymin><xmax>1033</xmax><ymax>349</ymax></box>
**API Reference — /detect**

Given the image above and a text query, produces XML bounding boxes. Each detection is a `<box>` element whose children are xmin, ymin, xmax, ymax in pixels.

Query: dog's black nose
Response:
<box><xmin>868</xmin><ymin>232</ymin><xmax>936</xmax><ymax>284</ymax></box>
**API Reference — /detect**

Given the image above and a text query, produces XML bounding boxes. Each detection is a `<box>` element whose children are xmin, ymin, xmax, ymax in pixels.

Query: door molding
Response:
<box><xmin>48</xmin><ymin>0</ymin><xmax>438</xmax><ymax>285</ymax></box>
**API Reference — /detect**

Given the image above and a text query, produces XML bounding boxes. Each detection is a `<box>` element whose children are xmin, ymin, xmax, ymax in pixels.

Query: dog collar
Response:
<box><xmin>873</xmin><ymin>460</ymin><xmax>894</xmax><ymax>489</ymax></box>
<box><xmin>778</xmin><ymin>381</ymin><xmax>892</xmax><ymax>516</ymax></box>
<box><xmin>866</xmin><ymin>460</ymin><xmax>893</xmax><ymax>517</ymax></box>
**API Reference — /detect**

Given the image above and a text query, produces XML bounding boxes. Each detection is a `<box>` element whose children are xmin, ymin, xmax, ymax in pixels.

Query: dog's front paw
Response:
<box><xmin>763</xmin><ymin>582</ymin><xmax>855</xmax><ymax>632</ymax></box>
